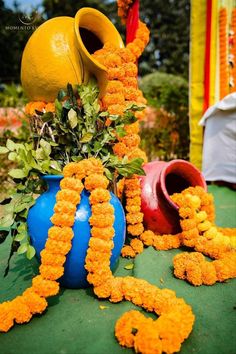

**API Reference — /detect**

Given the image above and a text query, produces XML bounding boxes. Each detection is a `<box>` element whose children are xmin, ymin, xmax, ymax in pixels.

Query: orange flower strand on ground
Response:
<box><xmin>172</xmin><ymin>187</ymin><xmax>236</xmax><ymax>286</ymax></box>
<box><xmin>82</xmin><ymin>158</ymin><xmax>195</xmax><ymax>354</ymax></box>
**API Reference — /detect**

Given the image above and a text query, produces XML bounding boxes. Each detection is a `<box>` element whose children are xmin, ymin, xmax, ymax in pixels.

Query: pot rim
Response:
<box><xmin>41</xmin><ymin>174</ymin><xmax>63</xmax><ymax>181</ymax></box>
<box><xmin>160</xmin><ymin>159</ymin><xmax>207</xmax><ymax>210</ymax></box>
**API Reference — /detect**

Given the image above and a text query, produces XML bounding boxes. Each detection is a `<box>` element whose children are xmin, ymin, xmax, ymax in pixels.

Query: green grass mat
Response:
<box><xmin>0</xmin><ymin>185</ymin><xmax>235</xmax><ymax>354</ymax></box>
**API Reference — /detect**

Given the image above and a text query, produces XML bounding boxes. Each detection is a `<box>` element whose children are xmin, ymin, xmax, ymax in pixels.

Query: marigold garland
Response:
<box><xmin>171</xmin><ymin>187</ymin><xmax>236</xmax><ymax>286</ymax></box>
<box><xmin>0</xmin><ymin>163</ymin><xmax>83</xmax><ymax>332</ymax></box>
<box><xmin>83</xmin><ymin>159</ymin><xmax>195</xmax><ymax>354</ymax></box>
<box><xmin>219</xmin><ymin>7</ymin><xmax>229</xmax><ymax>99</ymax></box>
<box><xmin>230</xmin><ymin>8</ymin><xmax>236</xmax><ymax>92</ymax></box>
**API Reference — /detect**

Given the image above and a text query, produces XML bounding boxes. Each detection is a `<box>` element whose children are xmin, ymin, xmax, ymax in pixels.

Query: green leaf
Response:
<box><xmin>0</xmin><ymin>146</ymin><xmax>9</xmax><ymax>154</ymax></box>
<box><xmin>35</xmin><ymin>147</ymin><xmax>45</xmax><ymax>160</ymax></box>
<box><xmin>41</xmin><ymin>112</ymin><xmax>53</xmax><ymax>122</ymax></box>
<box><xmin>50</xmin><ymin>160</ymin><xmax>62</xmax><ymax>172</ymax></box>
<box><xmin>6</xmin><ymin>139</ymin><xmax>15</xmax><ymax>151</ymax></box>
<box><xmin>26</xmin><ymin>245</ymin><xmax>36</xmax><ymax>259</ymax></box>
<box><xmin>55</xmin><ymin>99</ymin><xmax>62</xmax><ymax>115</ymax></box>
<box><xmin>57</xmin><ymin>89</ymin><xmax>67</xmax><ymax>101</ymax></box>
<box><xmin>17</xmin><ymin>242</ymin><xmax>28</xmax><ymax>254</ymax></box>
<box><xmin>40</xmin><ymin>139</ymin><xmax>51</xmax><ymax>155</ymax></box>
<box><xmin>68</xmin><ymin>108</ymin><xmax>78</xmax><ymax>129</ymax></box>
<box><xmin>14</xmin><ymin>232</ymin><xmax>26</xmax><ymax>242</ymax></box>
<box><xmin>80</xmin><ymin>132</ymin><xmax>93</xmax><ymax>143</ymax></box>
<box><xmin>8</xmin><ymin>152</ymin><xmax>17</xmax><ymax>161</ymax></box>
<box><xmin>14</xmin><ymin>202</ymin><xmax>29</xmax><ymax>213</ymax></box>
<box><xmin>104</xmin><ymin>168</ymin><xmax>113</xmax><ymax>181</ymax></box>
<box><xmin>0</xmin><ymin>215</ymin><xmax>14</xmax><ymax>228</ymax></box>
<box><xmin>124</xmin><ymin>263</ymin><xmax>134</xmax><ymax>270</ymax></box>
<box><xmin>9</xmin><ymin>169</ymin><xmax>27</xmax><ymax>179</ymax></box>
<box><xmin>99</xmin><ymin>305</ymin><xmax>109</xmax><ymax>310</ymax></box>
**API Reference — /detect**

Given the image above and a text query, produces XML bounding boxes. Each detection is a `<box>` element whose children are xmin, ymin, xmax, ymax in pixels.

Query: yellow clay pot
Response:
<box><xmin>21</xmin><ymin>8</ymin><xmax>124</xmax><ymax>102</ymax></box>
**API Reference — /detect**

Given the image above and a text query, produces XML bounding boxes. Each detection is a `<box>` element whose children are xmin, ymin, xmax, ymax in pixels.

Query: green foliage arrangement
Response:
<box><xmin>139</xmin><ymin>71</ymin><xmax>189</xmax><ymax>161</ymax></box>
<box><xmin>0</xmin><ymin>84</ymin><xmax>27</xmax><ymax>108</ymax></box>
<box><xmin>0</xmin><ymin>80</ymin><xmax>144</xmax><ymax>274</ymax></box>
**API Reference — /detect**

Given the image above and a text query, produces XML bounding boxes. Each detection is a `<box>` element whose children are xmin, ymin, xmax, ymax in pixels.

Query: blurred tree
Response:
<box><xmin>139</xmin><ymin>0</ymin><xmax>190</xmax><ymax>78</ymax></box>
<box><xmin>0</xmin><ymin>0</ymin><xmax>43</xmax><ymax>83</ymax></box>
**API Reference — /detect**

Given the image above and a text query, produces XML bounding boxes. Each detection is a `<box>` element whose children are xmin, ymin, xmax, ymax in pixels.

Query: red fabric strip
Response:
<box><xmin>126</xmin><ymin>0</ymin><xmax>140</xmax><ymax>44</ymax></box>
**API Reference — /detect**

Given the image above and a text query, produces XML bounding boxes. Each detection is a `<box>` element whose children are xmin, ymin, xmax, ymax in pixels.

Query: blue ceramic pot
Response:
<box><xmin>27</xmin><ymin>175</ymin><xmax>126</xmax><ymax>289</ymax></box>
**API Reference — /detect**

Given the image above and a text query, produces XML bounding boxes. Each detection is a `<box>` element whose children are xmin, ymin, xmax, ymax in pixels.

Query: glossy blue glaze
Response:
<box><xmin>27</xmin><ymin>175</ymin><xmax>126</xmax><ymax>288</ymax></box>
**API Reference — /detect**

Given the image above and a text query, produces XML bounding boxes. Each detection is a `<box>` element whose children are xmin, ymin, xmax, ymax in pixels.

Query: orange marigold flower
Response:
<box><xmin>22</xmin><ymin>288</ymin><xmax>48</xmax><ymax>314</ymax></box>
<box><xmin>89</xmin><ymin>214</ymin><xmax>115</xmax><ymax>228</ymax></box>
<box><xmin>90</xmin><ymin>226</ymin><xmax>115</xmax><ymax>240</ymax></box>
<box><xmin>53</xmin><ymin>200</ymin><xmax>76</xmax><ymax>215</ymax></box>
<box><xmin>109</xmin><ymin>277</ymin><xmax>124</xmax><ymax>303</ymax></box>
<box><xmin>91</xmin><ymin>202</ymin><xmax>114</xmax><ymax>215</ymax></box>
<box><xmin>45</xmin><ymin>239</ymin><xmax>72</xmax><ymax>255</ymax></box>
<box><xmin>121</xmin><ymin>77</ymin><xmax>138</xmax><ymax>88</ymax></box>
<box><xmin>121</xmin><ymin>245</ymin><xmax>136</xmax><ymax>258</ymax></box>
<box><xmin>40</xmin><ymin>249</ymin><xmax>66</xmax><ymax>266</ymax></box>
<box><xmin>115</xmin><ymin>310</ymin><xmax>145</xmax><ymax>348</ymax></box>
<box><xmin>126</xmin><ymin>212</ymin><xmax>143</xmax><ymax>225</ymax></box>
<box><xmin>45</xmin><ymin>102</ymin><xmax>55</xmax><ymax>113</ymax></box>
<box><xmin>0</xmin><ymin>302</ymin><xmax>14</xmax><ymax>332</ymax></box>
<box><xmin>62</xmin><ymin>162</ymin><xmax>79</xmax><ymax>177</ymax></box>
<box><xmin>126</xmin><ymin>196</ymin><xmax>141</xmax><ymax>206</ymax></box>
<box><xmin>106</xmin><ymin>80</ymin><xmax>124</xmax><ymax>94</ymax></box>
<box><xmin>127</xmin><ymin>223</ymin><xmax>144</xmax><ymax>236</ymax></box>
<box><xmin>124</xmin><ymin>87</ymin><xmax>140</xmax><ymax>101</ymax></box>
<box><xmin>88</xmin><ymin>238</ymin><xmax>114</xmax><ymax>253</ymax></box>
<box><xmin>125</xmin><ymin>205</ymin><xmax>141</xmax><ymax>213</ymax></box>
<box><xmin>140</xmin><ymin>230</ymin><xmax>155</xmax><ymax>246</ymax></box>
<box><xmin>93</xmin><ymin>278</ymin><xmax>113</xmax><ymax>299</ymax></box>
<box><xmin>198</xmin><ymin>220</ymin><xmax>212</xmax><ymax>232</ymax></box>
<box><xmin>103</xmin><ymin>93</ymin><xmax>125</xmax><ymax>108</ymax></box>
<box><xmin>86</xmin><ymin>158</ymin><xmax>104</xmax><ymax>175</ymax></box>
<box><xmin>89</xmin><ymin>188</ymin><xmax>111</xmax><ymax>204</ymax></box>
<box><xmin>107</xmin><ymin>67</ymin><xmax>126</xmax><ymax>80</ymax></box>
<box><xmin>50</xmin><ymin>213</ymin><xmax>75</xmax><ymax>227</ymax></box>
<box><xmin>124</xmin><ymin>122</ymin><xmax>140</xmax><ymax>135</ymax></box>
<box><xmin>48</xmin><ymin>226</ymin><xmax>74</xmax><ymax>242</ymax></box>
<box><xmin>130</xmin><ymin>238</ymin><xmax>144</xmax><ymax>254</ymax></box>
<box><xmin>120</xmin><ymin>133</ymin><xmax>140</xmax><ymax>148</ymax></box>
<box><xmin>11</xmin><ymin>296</ymin><xmax>32</xmax><ymax>324</ymax></box>
<box><xmin>27</xmin><ymin>101</ymin><xmax>46</xmax><ymax>116</ymax></box>
<box><xmin>125</xmin><ymin>189</ymin><xmax>141</xmax><ymax>198</ymax></box>
<box><xmin>56</xmin><ymin>189</ymin><xmax>81</xmax><ymax>205</ymax></box>
<box><xmin>122</xmin><ymin>63</ymin><xmax>138</xmax><ymax>77</ymax></box>
<box><xmin>127</xmin><ymin>147</ymin><xmax>147</xmax><ymax>162</ymax></box>
<box><xmin>133</xmin><ymin>38</ymin><xmax>146</xmax><ymax>52</ymax></box>
<box><xmin>126</xmin><ymin>42</ymin><xmax>142</xmax><ymax>59</ymax></box>
<box><xmin>84</xmin><ymin>174</ymin><xmax>109</xmax><ymax>191</ymax></box>
<box><xmin>108</xmin><ymin>104</ymin><xmax>126</xmax><ymax>115</ymax></box>
<box><xmin>87</xmin><ymin>269</ymin><xmax>113</xmax><ymax>287</ymax></box>
<box><xmin>39</xmin><ymin>264</ymin><xmax>64</xmax><ymax>281</ymax></box>
<box><xmin>180</xmin><ymin>219</ymin><xmax>197</xmax><ymax>231</ymax></box>
<box><xmin>32</xmin><ymin>275</ymin><xmax>59</xmax><ymax>297</ymax></box>
<box><xmin>113</xmin><ymin>142</ymin><xmax>128</xmax><ymax>157</ymax></box>
<box><xmin>104</xmin><ymin>53</ymin><xmax>122</xmax><ymax>68</ymax></box>
<box><xmin>60</xmin><ymin>177</ymin><xmax>84</xmax><ymax>193</ymax></box>
<box><xmin>115</xmin><ymin>47</ymin><xmax>136</xmax><ymax>63</ymax></box>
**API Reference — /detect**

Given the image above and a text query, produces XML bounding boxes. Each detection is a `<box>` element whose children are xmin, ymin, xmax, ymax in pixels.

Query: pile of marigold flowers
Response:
<box><xmin>0</xmin><ymin>158</ymin><xmax>196</xmax><ymax>354</ymax></box>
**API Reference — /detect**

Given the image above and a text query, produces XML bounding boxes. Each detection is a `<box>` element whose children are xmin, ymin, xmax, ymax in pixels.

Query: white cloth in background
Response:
<box><xmin>199</xmin><ymin>93</ymin><xmax>236</xmax><ymax>183</ymax></box>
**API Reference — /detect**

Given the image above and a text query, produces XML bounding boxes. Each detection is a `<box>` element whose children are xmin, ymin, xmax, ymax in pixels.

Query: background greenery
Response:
<box><xmin>0</xmin><ymin>0</ymin><xmax>190</xmax><ymax>82</ymax></box>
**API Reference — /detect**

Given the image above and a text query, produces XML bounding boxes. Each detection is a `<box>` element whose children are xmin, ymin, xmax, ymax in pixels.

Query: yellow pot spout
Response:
<box><xmin>74</xmin><ymin>8</ymin><xmax>124</xmax><ymax>97</ymax></box>
<box><xmin>21</xmin><ymin>8</ymin><xmax>124</xmax><ymax>102</ymax></box>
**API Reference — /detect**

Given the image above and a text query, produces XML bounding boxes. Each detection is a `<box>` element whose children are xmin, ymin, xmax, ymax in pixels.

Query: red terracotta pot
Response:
<box><xmin>140</xmin><ymin>159</ymin><xmax>207</xmax><ymax>235</ymax></box>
